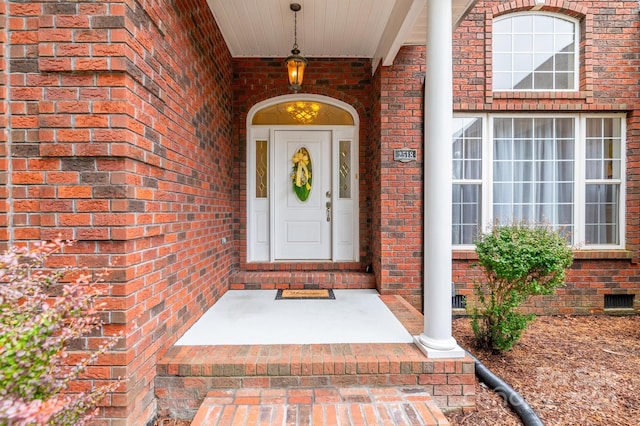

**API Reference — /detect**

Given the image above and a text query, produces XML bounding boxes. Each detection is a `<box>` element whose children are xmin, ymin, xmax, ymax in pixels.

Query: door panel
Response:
<box><xmin>274</xmin><ymin>130</ymin><xmax>331</xmax><ymax>260</ymax></box>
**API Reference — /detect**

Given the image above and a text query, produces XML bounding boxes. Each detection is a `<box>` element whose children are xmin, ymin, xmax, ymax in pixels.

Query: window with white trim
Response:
<box><xmin>452</xmin><ymin>115</ymin><xmax>625</xmax><ymax>248</ymax></box>
<box><xmin>585</xmin><ymin>117</ymin><xmax>623</xmax><ymax>245</ymax></box>
<box><xmin>493</xmin><ymin>13</ymin><xmax>578</xmax><ymax>91</ymax></box>
<box><xmin>452</xmin><ymin>117</ymin><xmax>483</xmax><ymax>245</ymax></box>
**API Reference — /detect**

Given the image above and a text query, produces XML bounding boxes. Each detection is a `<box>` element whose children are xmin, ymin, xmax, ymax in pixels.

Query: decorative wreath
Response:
<box><xmin>291</xmin><ymin>147</ymin><xmax>312</xmax><ymax>201</ymax></box>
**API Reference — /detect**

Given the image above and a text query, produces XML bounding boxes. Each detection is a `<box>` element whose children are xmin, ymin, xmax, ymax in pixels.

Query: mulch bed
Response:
<box><xmin>447</xmin><ymin>315</ymin><xmax>640</xmax><ymax>426</ymax></box>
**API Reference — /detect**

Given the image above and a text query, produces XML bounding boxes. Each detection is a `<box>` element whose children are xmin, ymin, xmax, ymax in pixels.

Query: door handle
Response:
<box><xmin>326</xmin><ymin>201</ymin><xmax>331</xmax><ymax>222</ymax></box>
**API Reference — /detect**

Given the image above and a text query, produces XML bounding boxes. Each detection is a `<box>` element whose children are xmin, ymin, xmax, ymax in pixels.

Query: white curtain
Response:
<box><xmin>493</xmin><ymin>117</ymin><xmax>574</xmax><ymax>237</ymax></box>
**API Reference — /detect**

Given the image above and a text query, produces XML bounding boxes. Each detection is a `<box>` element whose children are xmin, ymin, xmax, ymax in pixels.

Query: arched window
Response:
<box><xmin>493</xmin><ymin>13</ymin><xmax>578</xmax><ymax>91</ymax></box>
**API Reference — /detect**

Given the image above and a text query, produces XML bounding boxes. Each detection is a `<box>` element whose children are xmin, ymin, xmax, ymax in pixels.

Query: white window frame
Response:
<box><xmin>453</xmin><ymin>113</ymin><xmax>626</xmax><ymax>250</ymax></box>
<box><xmin>452</xmin><ymin>116</ymin><xmax>489</xmax><ymax>246</ymax></box>
<box><xmin>492</xmin><ymin>12</ymin><xmax>580</xmax><ymax>92</ymax></box>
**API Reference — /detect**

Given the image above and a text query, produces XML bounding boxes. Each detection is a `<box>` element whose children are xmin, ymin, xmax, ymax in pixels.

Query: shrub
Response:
<box><xmin>0</xmin><ymin>239</ymin><xmax>120</xmax><ymax>425</ymax></box>
<box><xmin>471</xmin><ymin>223</ymin><xmax>573</xmax><ymax>352</ymax></box>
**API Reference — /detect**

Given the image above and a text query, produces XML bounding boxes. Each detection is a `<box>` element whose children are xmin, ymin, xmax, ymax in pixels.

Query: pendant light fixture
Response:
<box><xmin>284</xmin><ymin>3</ymin><xmax>308</xmax><ymax>92</ymax></box>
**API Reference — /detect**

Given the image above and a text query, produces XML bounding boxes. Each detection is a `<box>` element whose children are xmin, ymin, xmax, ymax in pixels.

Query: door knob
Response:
<box><xmin>326</xmin><ymin>191</ymin><xmax>332</xmax><ymax>198</ymax></box>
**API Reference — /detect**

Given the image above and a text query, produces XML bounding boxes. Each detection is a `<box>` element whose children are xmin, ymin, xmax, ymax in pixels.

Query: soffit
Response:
<box><xmin>206</xmin><ymin>0</ymin><xmax>478</xmax><ymax>69</ymax></box>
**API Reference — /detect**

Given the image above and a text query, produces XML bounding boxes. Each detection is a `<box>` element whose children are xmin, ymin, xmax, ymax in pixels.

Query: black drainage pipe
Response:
<box><xmin>464</xmin><ymin>350</ymin><xmax>545</xmax><ymax>426</ymax></box>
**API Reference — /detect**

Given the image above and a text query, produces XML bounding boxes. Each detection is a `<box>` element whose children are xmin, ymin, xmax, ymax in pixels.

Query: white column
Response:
<box><xmin>414</xmin><ymin>0</ymin><xmax>465</xmax><ymax>359</ymax></box>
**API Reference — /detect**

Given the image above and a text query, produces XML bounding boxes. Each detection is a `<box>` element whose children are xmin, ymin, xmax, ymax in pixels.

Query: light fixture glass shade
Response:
<box><xmin>286</xmin><ymin>102</ymin><xmax>320</xmax><ymax>124</ymax></box>
<box><xmin>285</xmin><ymin>52</ymin><xmax>308</xmax><ymax>92</ymax></box>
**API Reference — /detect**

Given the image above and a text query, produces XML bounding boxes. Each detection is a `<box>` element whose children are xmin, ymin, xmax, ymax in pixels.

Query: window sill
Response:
<box><xmin>452</xmin><ymin>250</ymin><xmax>478</xmax><ymax>260</ymax></box>
<box><xmin>452</xmin><ymin>249</ymin><xmax>632</xmax><ymax>261</ymax></box>
<box><xmin>492</xmin><ymin>90</ymin><xmax>592</xmax><ymax>100</ymax></box>
<box><xmin>572</xmin><ymin>250</ymin><xmax>632</xmax><ymax>260</ymax></box>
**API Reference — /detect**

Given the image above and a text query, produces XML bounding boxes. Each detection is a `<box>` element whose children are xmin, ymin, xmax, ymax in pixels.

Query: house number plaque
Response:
<box><xmin>393</xmin><ymin>148</ymin><xmax>417</xmax><ymax>162</ymax></box>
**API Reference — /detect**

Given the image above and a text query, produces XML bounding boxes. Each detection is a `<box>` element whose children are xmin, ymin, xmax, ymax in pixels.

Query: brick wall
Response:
<box><xmin>0</xmin><ymin>0</ymin><xmax>7</xmax><ymax>243</ymax></box>
<box><xmin>231</xmin><ymin>57</ymin><xmax>374</xmax><ymax>271</ymax></box>
<box><xmin>4</xmin><ymin>0</ymin><xmax>234</xmax><ymax>423</ymax></box>
<box><xmin>370</xmin><ymin>62</ymin><xmax>383</xmax><ymax>294</ymax></box>
<box><xmin>374</xmin><ymin>0</ymin><xmax>639</xmax><ymax>313</ymax></box>
<box><xmin>450</xmin><ymin>0</ymin><xmax>640</xmax><ymax>313</ymax></box>
<box><xmin>373</xmin><ymin>48</ymin><xmax>426</xmax><ymax>310</ymax></box>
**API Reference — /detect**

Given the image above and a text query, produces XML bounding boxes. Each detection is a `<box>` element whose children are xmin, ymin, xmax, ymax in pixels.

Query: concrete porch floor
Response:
<box><xmin>176</xmin><ymin>289</ymin><xmax>414</xmax><ymax>345</ymax></box>
<box><xmin>156</xmin><ymin>292</ymin><xmax>475</xmax><ymax>424</ymax></box>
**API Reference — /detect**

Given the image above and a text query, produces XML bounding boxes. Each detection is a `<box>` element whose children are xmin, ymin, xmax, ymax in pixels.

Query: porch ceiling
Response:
<box><xmin>206</xmin><ymin>0</ymin><xmax>478</xmax><ymax>70</ymax></box>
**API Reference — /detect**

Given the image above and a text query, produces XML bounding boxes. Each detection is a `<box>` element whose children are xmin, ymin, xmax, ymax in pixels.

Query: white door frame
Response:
<box><xmin>246</xmin><ymin>94</ymin><xmax>359</xmax><ymax>263</ymax></box>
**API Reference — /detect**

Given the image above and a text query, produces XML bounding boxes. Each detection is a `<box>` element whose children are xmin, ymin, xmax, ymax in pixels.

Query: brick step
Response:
<box><xmin>190</xmin><ymin>387</ymin><xmax>451</xmax><ymax>425</ymax></box>
<box><xmin>156</xmin><ymin>343</ymin><xmax>474</xmax><ymax>419</ymax></box>
<box><xmin>229</xmin><ymin>271</ymin><xmax>376</xmax><ymax>290</ymax></box>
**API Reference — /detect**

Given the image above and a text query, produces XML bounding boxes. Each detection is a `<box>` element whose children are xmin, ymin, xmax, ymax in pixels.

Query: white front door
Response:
<box><xmin>274</xmin><ymin>130</ymin><xmax>332</xmax><ymax>260</ymax></box>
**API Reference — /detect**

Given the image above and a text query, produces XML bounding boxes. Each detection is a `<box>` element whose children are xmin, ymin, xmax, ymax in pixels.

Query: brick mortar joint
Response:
<box><xmin>5</xmin><ymin>7</ymin><xmax>13</xmax><ymax>246</ymax></box>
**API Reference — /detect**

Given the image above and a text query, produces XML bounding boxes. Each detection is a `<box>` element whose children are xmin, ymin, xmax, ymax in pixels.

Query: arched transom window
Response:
<box><xmin>252</xmin><ymin>101</ymin><xmax>354</xmax><ymax>125</ymax></box>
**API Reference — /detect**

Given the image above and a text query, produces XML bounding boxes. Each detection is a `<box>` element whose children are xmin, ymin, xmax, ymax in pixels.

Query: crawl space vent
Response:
<box><xmin>452</xmin><ymin>295</ymin><xmax>467</xmax><ymax>309</ymax></box>
<box><xmin>604</xmin><ymin>294</ymin><xmax>634</xmax><ymax>309</ymax></box>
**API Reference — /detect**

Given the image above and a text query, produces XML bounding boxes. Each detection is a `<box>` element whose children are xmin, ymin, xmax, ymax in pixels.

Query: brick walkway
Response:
<box><xmin>191</xmin><ymin>386</ymin><xmax>450</xmax><ymax>425</ymax></box>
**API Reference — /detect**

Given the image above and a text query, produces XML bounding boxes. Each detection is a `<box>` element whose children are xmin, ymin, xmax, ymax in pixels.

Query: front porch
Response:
<box><xmin>155</xmin><ymin>291</ymin><xmax>475</xmax><ymax>422</ymax></box>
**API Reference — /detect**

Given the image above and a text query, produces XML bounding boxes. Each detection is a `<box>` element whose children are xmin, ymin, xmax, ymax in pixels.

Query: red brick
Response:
<box><xmin>11</xmin><ymin>116</ymin><xmax>37</xmax><ymax>128</ymax></box>
<box><xmin>58</xmin><ymin>214</ymin><xmax>91</xmax><ymax>226</ymax></box>
<box><xmin>56</xmin><ymin>129</ymin><xmax>89</xmax><ymax>142</ymax></box>
<box><xmin>13</xmin><ymin>200</ymin><xmax>39</xmax><ymax>211</ymax></box>
<box><xmin>39</xmin><ymin>58</ymin><xmax>72</xmax><ymax>72</ymax></box>
<box><xmin>75</xmin><ymin>115</ymin><xmax>109</xmax><ymax>127</ymax></box>
<box><xmin>56</xmin><ymin>44</ymin><xmax>91</xmax><ymax>57</ymax></box>
<box><xmin>74</xmin><ymin>29</ymin><xmax>108</xmax><ymax>43</ymax></box>
<box><xmin>56</xmin><ymin>15</ymin><xmax>90</xmax><ymax>28</ymax></box>
<box><xmin>433</xmin><ymin>385</ymin><xmax>462</xmax><ymax>396</ymax></box>
<box><xmin>9</xmin><ymin>31</ymin><xmax>38</xmax><ymax>45</ymax></box>
<box><xmin>57</xmin><ymin>186</ymin><xmax>92</xmax><ymax>198</ymax></box>
<box><xmin>9</xmin><ymin>4</ymin><xmax>41</xmax><ymax>16</ymax></box>
<box><xmin>12</xmin><ymin>171</ymin><xmax>44</xmax><ymax>184</ymax></box>
<box><xmin>38</xmin><ymin>29</ymin><xmax>73</xmax><ymax>42</ymax></box>
<box><xmin>75</xmin><ymin>58</ymin><xmax>108</xmax><ymax>71</ymax></box>
<box><xmin>46</xmin><ymin>171</ymin><xmax>78</xmax><ymax>184</ymax></box>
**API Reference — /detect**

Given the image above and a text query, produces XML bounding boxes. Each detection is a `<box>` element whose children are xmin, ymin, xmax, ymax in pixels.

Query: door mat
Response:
<box><xmin>275</xmin><ymin>289</ymin><xmax>335</xmax><ymax>300</ymax></box>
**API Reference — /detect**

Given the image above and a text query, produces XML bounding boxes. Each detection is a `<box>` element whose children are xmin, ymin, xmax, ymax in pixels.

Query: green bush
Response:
<box><xmin>0</xmin><ymin>240</ymin><xmax>120</xmax><ymax>425</ymax></box>
<box><xmin>471</xmin><ymin>223</ymin><xmax>573</xmax><ymax>352</ymax></box>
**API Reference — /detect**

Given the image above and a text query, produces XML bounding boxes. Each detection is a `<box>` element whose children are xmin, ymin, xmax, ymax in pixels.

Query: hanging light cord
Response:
<box><xmin>292</xmin><ymin>10</ymin><xmax>299</xmax><ymax>52</ymax></box>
